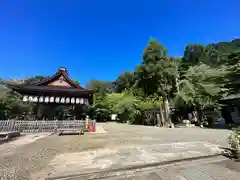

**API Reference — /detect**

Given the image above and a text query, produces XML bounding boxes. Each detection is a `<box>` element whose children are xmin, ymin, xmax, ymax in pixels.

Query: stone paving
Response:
<box><xmin>45</xmin><ymin>157</ymin><xmax>240</xmax><ymax>180</ymax></box>
<box><xmin>41</xmin><ymin>141</ymin><xmax>222</xmax><ymax>179</ymax></box>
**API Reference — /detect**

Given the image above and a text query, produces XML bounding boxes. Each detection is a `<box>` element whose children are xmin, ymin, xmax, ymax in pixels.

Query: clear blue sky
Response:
<box><xmin>0</xmin><ymin>0</ymin><xmax>239</xmax><ymax>85</ymax></box>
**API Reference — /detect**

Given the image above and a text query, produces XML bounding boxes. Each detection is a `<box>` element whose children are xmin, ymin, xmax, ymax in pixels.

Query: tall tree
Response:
<box><xmin>134</xmin><ymin>38</ymin><xmax>178</xmax><ymax>126</ymax></box>
<box><xmin>183</xmin><ymin>44</ymin><xmax>205</xmax><ymax>65</ymax></box>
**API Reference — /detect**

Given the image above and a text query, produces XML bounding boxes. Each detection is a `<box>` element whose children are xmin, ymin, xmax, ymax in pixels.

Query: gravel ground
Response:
<box><xmin>102</xmin><ymin>123</ymin><xmax>230</xmax><ymax>147</ymax></box>
<box><xmin>0</xmin><ymin>123</ymin><xmax>231</xmax><ymax>180</ymax></box>
<box><xmin>0</xmin><ymin>135</ymin><xmax>106</xmax><ymax>180</ymax></box>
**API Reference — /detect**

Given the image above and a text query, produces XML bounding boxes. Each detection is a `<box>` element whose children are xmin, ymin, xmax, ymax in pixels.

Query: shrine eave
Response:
<box><xmin>6</xmin><ymin>84</ymin><xmax>94</xmax><ymax>95</ymax></box>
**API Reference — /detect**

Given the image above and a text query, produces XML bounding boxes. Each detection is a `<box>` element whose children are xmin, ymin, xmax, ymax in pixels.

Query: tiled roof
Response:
<box><xmin>7</xmin><ymin>83</ymin><xmax>93</xmax><ymax>93</ymax></box>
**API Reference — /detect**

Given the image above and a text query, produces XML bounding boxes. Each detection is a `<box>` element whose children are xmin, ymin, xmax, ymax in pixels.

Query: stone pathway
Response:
<box><xmin>45</xmin><ymin>157</ymin><xmax>240</xmax><ymax>180</ymax></box>
<box><xmin>40</xmin><ymin>141</ymin><xmax>223</xmax><ymax>179</ymax></box>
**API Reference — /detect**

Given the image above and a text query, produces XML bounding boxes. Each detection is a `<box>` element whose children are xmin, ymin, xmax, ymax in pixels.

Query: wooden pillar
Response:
<box><xmin>36</xmin><ymin>102</ymin><xmax>40</xmax><ymax>120</ymax></box>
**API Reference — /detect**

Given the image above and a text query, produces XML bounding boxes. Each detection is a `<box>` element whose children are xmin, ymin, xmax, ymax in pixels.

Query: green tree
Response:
<box><xmin>0</xmin><ymin>90</ymin><xmax>34</xmax><ymax>119</ymax></box>
<box><xmin>183</xmin><ymin>44</ymin><xmax>205</xmax><ymax>65</ymax></box>
<box><xmin>175</xmin><ymin>63</ymin><xmax>228</xmax><ymax>123</ymax></box>
<box><xmin>179</xmin><ymin>44</ymin><xmax>206</xmax><ymax>75</ymax></box>
<box><xmin>104</xmin><ymin>91</ymin><xmax>161</xmax><ymax>124</ymax></box>
<box><xmin>224</xmin><ymin>52</ymin><xmax>240</xmax><ymax>94</ymax></box>
<box><xmin>113</xmin><ymin>71</ymin><xmax>135</xmax><ymax>93</ymax></box>
<box><xmin>85</xmin><ymin>80</ymin><xmax>113</xmax><ymax>96</ymax></box>
<box><xmin>134</xmin><ymin>38</ymin><xmax>178</xmax><ymax>126</ymax></box>
<box><xmin>24</xmin><ymin>75</ymin><xmax>49</xmax><ymax>85</ymax></box>
<box><xmin>86</xmin><ymin>80</ymin><xmax>114</xmax><ymax>121</ymax></box>
<box><xmin>203</xmin><ymin>39</ymin><xmax>240</xmax><ymax>66</ymax></box>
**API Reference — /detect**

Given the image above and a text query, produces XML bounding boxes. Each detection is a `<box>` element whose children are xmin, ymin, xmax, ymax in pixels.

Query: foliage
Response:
<box><xmin>113</xmin><ymin>71</ymin><xmax>135</xmax><ymax>93</ymax></box>
<box><xmin>89</xmin><ymin>89</ymin><xmax>162</xmax><ymax>123</ymax></box>
<box><xmin>183</xmin><ymin>44</ymin><xmax>206</xmax><ymax>65</ymax></box>
<box><xmin>85</xmin><ymin>80</ymin><xmax>114</xmax><ymax>95</ymax></box>
<box><xmin>0</xmin><ymin>79</ymin><xmax>34</xmax><ymax>119</ymax></box>
<box><xmin>176</xmin><ymin>64</ymin><xmax>228</xmax><ymax>112</ymax></box>
<box><xmin>134</xmin><ymin>38</ymin><xmax>177</xmax><ymax>97</ymax></box>
<box><xmin>181</xmin><ymin>39</ymin><xmax>240</xmax><ymax>69</ymax></box>
<box><xmin>132</xmin><ymin>38</ymin><xmax>179</xmax><ymax>125</ymax></box>
<box><xmin>173</xmin><ymin>39</ymin><xmax>240</xmax><ymax>123</ymax></box>
<box><xmin>0</xmin><ymin>89</ymin><xmax>34</xmax><ymax>119</ymax></box>
<box><xmin>24</xmin><ymin>76</ymin><xmax>49</xmax><ymax>85</ymax></box>
<box><xmin>225</xmin><ymin>52</ymin><xmax>240</xmax><ymax>94</ymax></box>
<box><xmin>85</xmin><ymin>80</ymin><xmax>114</xmax><ymax>121</ymax></box>
<box><xmin>105</xmin><ymin>92</ymin><xmax>141</xmax><ymax>123</ymax></box>
<box><xmin>104</xmin><ymin>91</ymin><xmax>161</xmax><ymax>123</ymax></box>
<box><xmin>88</xmin><ymin>38</ymin><xmax>240</xmax><ymax>125</ymax></box>
<box><xmin>0</xmin><ymin>84</ymin><xmax>7</xmax><ymax>119</ymax></box>
<box><xmin>228</xmin><ymin>127</ymin><xmax>240</xmax><ymax>158</ymax></box>
<box><xmin>90</xmin><ymin>102</ymin><xmax>111</xmax><ymax>122</ymax></box>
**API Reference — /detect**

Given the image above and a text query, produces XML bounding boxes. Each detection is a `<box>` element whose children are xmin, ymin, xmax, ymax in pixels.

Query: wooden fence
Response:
<box><xmin>0</xmin><ymin>120</ymin><xmax>96</xmax><ymax>132</ymax></box>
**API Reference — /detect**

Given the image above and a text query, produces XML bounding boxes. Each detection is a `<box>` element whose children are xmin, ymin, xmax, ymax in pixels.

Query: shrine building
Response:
<box><xmin>6</xmin><ymin>67</ymin><xmax>93</xmax><ymax>120</ymax></box>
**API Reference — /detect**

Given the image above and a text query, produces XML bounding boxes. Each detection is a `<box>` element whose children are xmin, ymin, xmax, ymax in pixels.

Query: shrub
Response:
<box><xmin>228</xmin><ymin>127</ymin><xmax>240</xmax><ymax>158</ymax></box>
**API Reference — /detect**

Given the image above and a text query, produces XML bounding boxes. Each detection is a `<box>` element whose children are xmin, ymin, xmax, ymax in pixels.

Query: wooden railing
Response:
<box><xmin>0</xmin><ymin>120</ymin><xmax>96</xmax><ymax>132</ymax></box>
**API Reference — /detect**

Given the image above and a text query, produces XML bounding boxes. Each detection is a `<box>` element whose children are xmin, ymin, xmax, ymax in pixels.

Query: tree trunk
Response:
<box><xmin>197</xmin><ymin>108</ymin><xmax>203</xmax><ymax>124</ymax></box>
<box><xmin>163</xmin><ymin>97</ymin><xmax>172</xmax><ymax>126</ymax></box>
<box><xmin>156</xmin><ymin>113</ymin><xmax>161</xmax><ymax>126</ymax></box>
<box><xmin>191</xmin><ymin>108</ymin><xmax>201</xmax><ymax>125</ymax></box>
<box><xmin>159</xmin><ymin>104</ymin><xmax>165</xmax><ymax>126</ymax></box>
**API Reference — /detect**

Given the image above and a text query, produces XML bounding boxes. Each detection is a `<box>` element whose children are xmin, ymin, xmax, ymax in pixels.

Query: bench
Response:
<box><xmin>0</xmin><ymin>131</ymin><xmax>21</xmax><ymax>143</ymax></box>
<box><xmin>57</xmin><ymin>126</ymin><xmax>84</xmax><ymax>136</ymax></box>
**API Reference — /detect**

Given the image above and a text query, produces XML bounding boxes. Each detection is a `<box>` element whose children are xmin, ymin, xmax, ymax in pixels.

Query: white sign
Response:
<box><xmin>111</xmin><ymin>114</ymin><xmax>117</xmax><ymax>120</ymax></box>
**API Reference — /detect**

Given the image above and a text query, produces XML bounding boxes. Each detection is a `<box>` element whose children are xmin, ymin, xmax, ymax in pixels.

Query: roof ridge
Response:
<box><xmin>35</xmin><ymin>68</ymin><xmax>80</xmax><ymax>88</ymax></box>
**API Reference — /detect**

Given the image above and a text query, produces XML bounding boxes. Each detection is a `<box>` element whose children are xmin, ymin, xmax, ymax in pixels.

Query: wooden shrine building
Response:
<box><xmin>6</xmin><ymin>67</ymin><xmax>94</xmax><ymax>120</ymax></box>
